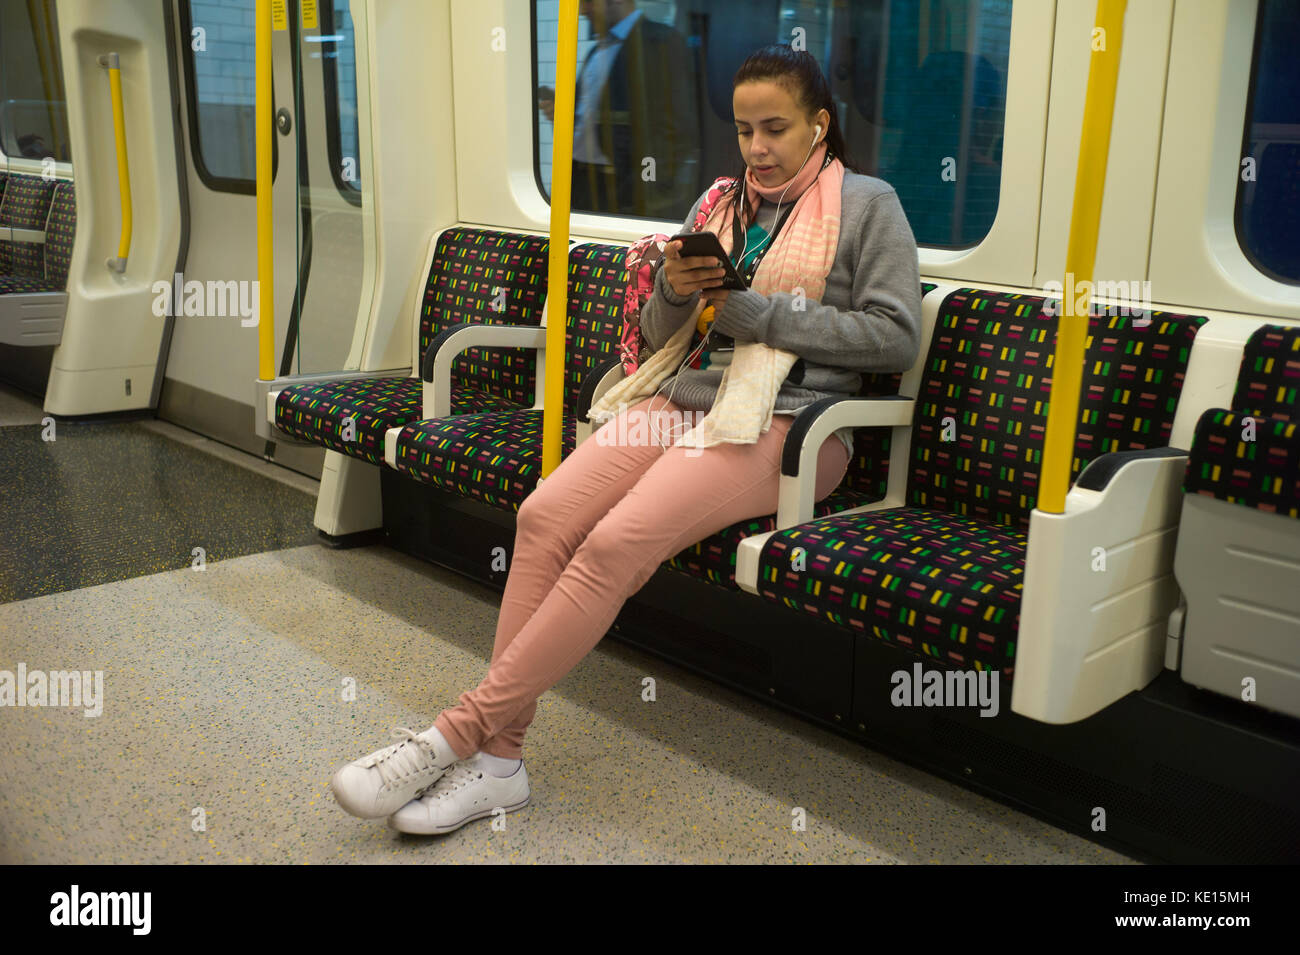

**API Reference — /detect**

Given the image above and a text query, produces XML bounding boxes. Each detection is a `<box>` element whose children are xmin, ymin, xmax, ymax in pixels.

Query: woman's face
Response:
<box><xmin>733</xmin><ymin>80</ymin><xmax>828</xmax><ymax>188</ymax></box>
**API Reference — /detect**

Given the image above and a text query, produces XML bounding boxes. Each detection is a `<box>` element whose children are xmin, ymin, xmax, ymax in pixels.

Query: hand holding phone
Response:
<box><xmin>663</xmin><ymin>231</ymin><xmax>748</xmax><ymax>298</ymax></box>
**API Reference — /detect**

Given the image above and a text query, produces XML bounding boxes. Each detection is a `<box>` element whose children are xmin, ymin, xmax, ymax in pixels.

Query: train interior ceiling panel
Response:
<box><xmin>0</xmin><ymin>0</ymin><xmax>1297</xmax><ymax>870</ymax></box>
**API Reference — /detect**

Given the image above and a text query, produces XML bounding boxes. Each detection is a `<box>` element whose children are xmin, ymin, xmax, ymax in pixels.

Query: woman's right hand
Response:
<box><xmin>661</xmin><ymin>240</ymin><xmax>728</xmax><ymax>299</ymax></box>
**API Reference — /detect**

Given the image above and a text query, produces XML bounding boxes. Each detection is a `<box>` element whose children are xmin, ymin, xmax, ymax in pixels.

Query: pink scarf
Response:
<box><xmin>700</xmin><ymin>141</ymin><xmax>843</xmax><ymax>303</ymax></box>
<box><xmin>588</xmin><ymin>143</ymin><xmax>844</xmax><ymax>447</ymax></box>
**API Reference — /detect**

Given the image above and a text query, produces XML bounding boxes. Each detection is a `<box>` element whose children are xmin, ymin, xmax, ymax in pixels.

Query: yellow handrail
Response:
<box><xmin>255</xmin><ymin>0</ymin><xmax>274</xmax><ymax>380</ymax></box>
<box><xmin>98</xmin><ymin>53</ymin><xmax>132</xmax><ymax>272</ymax></box>
<box><xmin>542</xmin><ymin>0</ymin><xmax>579</xmax><ymax>477</ymax></box>
<box><xmin>1038</xmin><ymin>0</ymin><xmax>1127</xmax><ymax>514</ymax></box>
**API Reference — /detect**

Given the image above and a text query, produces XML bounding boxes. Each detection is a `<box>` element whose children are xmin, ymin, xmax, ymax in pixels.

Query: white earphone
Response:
<box><xmin>733</xmin><ymin>120</ymin><xmax>825</xmax><ymax>277</ymax></box>
<box><xmin>647</xmin><ymin>120</ymin><xmax>826</xmax><ymax>453</ymax></box>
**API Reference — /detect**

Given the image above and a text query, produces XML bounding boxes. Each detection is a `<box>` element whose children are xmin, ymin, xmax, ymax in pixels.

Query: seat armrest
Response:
<box><xmin>577</xmin><ymin>358</ymin><xmax>624</xmax><ymax>419</ymax></box>
<box><xmin>572</xmin><ymin>359</ymin><xmax>625</xmax><ymax>446</ymax></box>
<box><xmin>774</xmin><ymin>396</ymin><xmax>915</xmax><ymax>529</ymax></box>
<box><xmin>421</xmin><ymin>323</ymin><xmax>548</xmax><ymax>419</ymax></box>
<box><xmin>1075</xmin><ymin>447</ymin><xmax>1188</xmax><ymax>491</ymax></box>
<box><xmin>420</xmin><ymin>322</ymin><xmax>548</xmax><ymax>382</ymax></box>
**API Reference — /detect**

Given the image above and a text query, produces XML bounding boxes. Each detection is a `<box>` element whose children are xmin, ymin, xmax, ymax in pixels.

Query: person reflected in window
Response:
<box><xmin>16</xmin><ymin>133</ymin><xmax>51</xmax><ymax>158</ymax></box>
<box><xmin>539</xmin><ymin>0</ymin><xmax>699</xmax><ymax>218</ymax></box>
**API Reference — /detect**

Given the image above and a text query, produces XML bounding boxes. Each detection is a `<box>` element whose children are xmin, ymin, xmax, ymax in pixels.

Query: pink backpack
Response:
<box><xmin>618</xmin><ymin>176</ymin><xmax>736</xmax><ymax>375</ymax></box>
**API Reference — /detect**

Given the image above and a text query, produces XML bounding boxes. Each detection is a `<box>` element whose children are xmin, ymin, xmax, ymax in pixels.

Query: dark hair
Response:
<box><xmin>729</xmin><ymin>44</ymin><xmax>862</xmax><ymax>193</ymax></box>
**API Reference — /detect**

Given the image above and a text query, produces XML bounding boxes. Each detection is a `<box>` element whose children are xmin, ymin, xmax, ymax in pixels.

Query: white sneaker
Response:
<box><xmin>330</xmin><ymin>726</ymin><xmax>458</xmax><ymax>819</ymax></box>
<box><xmin>387</xmin><ymin>756</ymin><xmax>531</xmax><ymax>835</ymax></box>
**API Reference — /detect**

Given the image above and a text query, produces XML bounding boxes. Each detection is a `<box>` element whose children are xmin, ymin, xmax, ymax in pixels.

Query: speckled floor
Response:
<box><xmin>0</xmin><ymin>385</ymin><xmax>1137</xmax><ymax>863</ymax></box>
<box><xmin>0</xmin><ymin>415</ymin><xmax>318</xmax><ymax>603</ymax></box>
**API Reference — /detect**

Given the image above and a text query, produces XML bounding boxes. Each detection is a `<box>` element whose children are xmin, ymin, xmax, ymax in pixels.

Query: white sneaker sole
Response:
<box><xmin>387</xmin><ymin>792</ymin><xmax>531</xmax><ymax>835</ymax></box>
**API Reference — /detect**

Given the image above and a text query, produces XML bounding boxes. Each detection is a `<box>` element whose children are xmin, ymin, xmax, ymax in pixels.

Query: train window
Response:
<box><xmin>532</xmin><ymin>0</ymin><xmax>1011</xmax><ymax>248</ymax></box>
<box><xmin>0</xmin><ymin>0</ymin><xmax>72</xmax><ymax>163</ymax></box>
<box><xmin>1236</xmin><ymin>0</ymin><xmax>1300</xmax><ymax>285</ymax></box>
<box><xmin>180</xmin><ymin>0</ymin><xmax>277</xmax><ymax>194</ymax></box>
<box><xmin>320</xmin><ymin>0</ymin><xmax>362</xmax><ymax>203</ymax></box>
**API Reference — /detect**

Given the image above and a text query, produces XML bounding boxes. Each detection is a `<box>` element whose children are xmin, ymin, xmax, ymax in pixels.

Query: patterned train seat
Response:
<box><xmin>1182</xmin><ymin>324</ymin><xmax>1299</xmax><ymax>517</ymax></box>
<box><xmin>663</xmin><ymin>281</ymin><xmax>939</xmax><ymax>589</ymax></box>
<box><xmin>751</xmin><ymin>288</ymin><xmax>1206</xmax><ymax>678</ymax></box>
<box><xmin>0</xmin><ymin>173</ymin><xmax>57</xmax><ymax>278</ymax></box>
<box><xmin>391</xmin><ymin>242</ymin><xmax>626</xmax><ymax>510</ymax></box>
<box><xmin>273</xmin><ymin>227</ymin><xmax>549</xmax><ymax>464</ymax></box>
<box><xmin>1176</xmin><ymin>324</ymin><xmax>1300</xmax><ymax>720</ymax></box>
<box><xmin>0</xmin><ymin>174</ymin><xmax>65</xmax><ymax>291</ymax></box>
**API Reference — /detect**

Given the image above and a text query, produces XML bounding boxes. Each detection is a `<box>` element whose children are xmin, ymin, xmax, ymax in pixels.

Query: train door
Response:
<box><xmin>161</xmin><ymin>0</ymin><xmax>368</xmax><ymax>477</ymax></box>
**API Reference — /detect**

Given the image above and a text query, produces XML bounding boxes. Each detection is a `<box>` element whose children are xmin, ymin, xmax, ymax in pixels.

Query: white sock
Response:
<box><xmin>476</xmin><ymin>751</ymin><xmax>522</xmax><ymax>778</ymax></box>
<box><xmin>420</xmin><ymin>725</ymin><xmax>458</xmax><ymax>768</ymax></box>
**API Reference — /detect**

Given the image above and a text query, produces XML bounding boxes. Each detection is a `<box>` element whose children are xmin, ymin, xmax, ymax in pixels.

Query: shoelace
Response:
<box><xmin>373</xmin><ymin>727</ymin><xmax>441</xmax><ymax>789</ymax></box>
<box><xmin>420</xmin><ymin>762</ymin><xmax>483</xmax><ymax>801</ymax></box>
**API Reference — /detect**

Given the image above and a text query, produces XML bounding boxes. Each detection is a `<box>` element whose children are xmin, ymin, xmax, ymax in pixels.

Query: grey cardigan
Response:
<box><xmin>638</xmin><ymin>171</ymin><xmax>923</xmax><ymax>457</ymax></box>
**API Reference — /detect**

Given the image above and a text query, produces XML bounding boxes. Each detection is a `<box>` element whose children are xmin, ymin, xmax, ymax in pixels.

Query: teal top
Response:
<box><xmin>735</xmin><ymin>221</ymin><xmax>771</xmax><ymax>275</ymax></box>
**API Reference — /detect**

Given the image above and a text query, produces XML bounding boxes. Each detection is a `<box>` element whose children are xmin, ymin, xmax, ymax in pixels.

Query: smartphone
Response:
<box><xmin>668</xmin><ymin>231</ymin><xmax>748</xmax><ymax>291</ymax></box>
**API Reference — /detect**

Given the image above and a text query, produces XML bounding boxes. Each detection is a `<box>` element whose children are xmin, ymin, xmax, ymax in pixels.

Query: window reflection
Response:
<box><xmin>534</xmin><ymin>0</ymin><xmax>1011</xmax><ymax>247</ymax></box>
<box><xmin>0</xmin><ymin>0</ymin><xmax>71</xmax><ymax>163</ymax></box>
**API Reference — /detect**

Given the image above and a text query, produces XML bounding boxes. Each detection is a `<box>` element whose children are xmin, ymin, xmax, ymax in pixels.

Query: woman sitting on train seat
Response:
<box><xmin>330</xmin><ymin>44</ymin><xmax>922</xmax><ymax>835</ymax></box>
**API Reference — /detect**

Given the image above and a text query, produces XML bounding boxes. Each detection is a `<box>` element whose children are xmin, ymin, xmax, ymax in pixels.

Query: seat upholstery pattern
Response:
<box><xmin>1229</xmin><ymin>324</ymin><xmax>1299</xmax><ymax>420</ymax></box>
<box><xmin>0</xmin><ymin>175</ymin><xmax>69</xmax><ymax>286</ymax></box>
<box><xmin>0</xmin><ymin>174</ymin><xmax>56</xmax><ymax>276</ymax></box>
<box><xmin>762</xmin><ymin>507</ymin><xmax>1026</xmax><ymax>673</ymax></box>
<box><xmin>1183</xmin><ymin>411</ymin><xmax>1298</xmax><ymax>519</ymax></box>
<box><xmin>272</xmin><ymin>227</ymin><xmax>551</xmax><ymax>462</ymax></box>
<box><xmin>0</xmin><ymin>274</ymin><xmax>61</xmax><ymax>294</ymax></box>
<box><xmin>0</xmin><ymin>173</ymin><xmax>56</xmax><ymax>228</ymax></box>
<box><xmin>908</xmin><ymin>289</ymin><xmax>1204</xmax><ymax>530</ymax></box>
<box><xmin>393</xmin><ymin>243</ymin><xmax>626</xmax><ymax>510</ymax></box>
<box><xmin>274</xmin><ymin>378</ymin><xmax>426</xmax><ymax>465</ymax></box>
<box><xmin>395</xmin><ymin>410</ymin><xmax>580</xmax><ymax>510</ymax></box>
<box><xmin>420</xmin><ymin>227</ymin><xmax>550</xmax><ymax>409</ymax></box>
<box><xmin>274</xmin><ymin>378</ymin><xmax>523</xmax><ymax>465</ymax></box>
<box><xmin>43</xmin><ymin>182</ymin><xmax>76</xmax><ymax>289</ymax></box>
<box><xmin>1183</xmin><ymin>324</ymin><xmax>1300</xmax><ymax>519</ymax></box>
<box><xmin>755</xmin><ymin>288</ymin><xmax>1206</xmax><ymax>675</ymax></box>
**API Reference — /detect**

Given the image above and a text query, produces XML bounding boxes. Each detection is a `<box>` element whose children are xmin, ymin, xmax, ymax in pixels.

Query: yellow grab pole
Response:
<box><xmin>1039</xmin><ymin>0</ymin><xmax>1126</xmax><ymax>514</ymax></box>
<box><xmin>543</xmin><ymin>0</ymin><xmax>579</xmax><ymax>477</ymax></box>
<box><xmin>256</xmin><ymin>0</ymin><xmax>274</xmax><ymax>380</ymax></box>
<box><xmin>98</xmin><ymin>53</ymin><xmax>132</xmax><ymax>271</ymax></box>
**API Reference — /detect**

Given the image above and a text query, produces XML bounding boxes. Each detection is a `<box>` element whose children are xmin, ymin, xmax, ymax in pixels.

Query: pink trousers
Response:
<box><xmin>433</xmin><ymin>395</ymin><xmax>851</xmax><ymax>760</ymax></box>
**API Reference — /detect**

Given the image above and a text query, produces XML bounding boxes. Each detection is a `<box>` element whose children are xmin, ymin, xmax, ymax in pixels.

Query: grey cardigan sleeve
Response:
<box><xmin>710</xmin><ymin>188</ymin><xmax>922</xmax><ymax>374</ymax></box>
<box><xmin>637</xmin><ymin>191</ymin><xmax>708</xmax><ymax>353</ymax></box>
